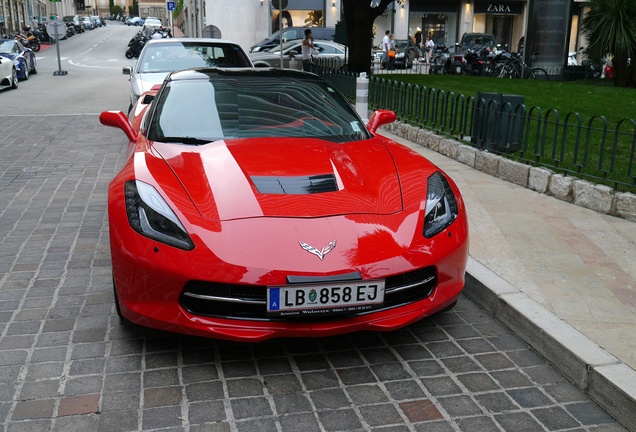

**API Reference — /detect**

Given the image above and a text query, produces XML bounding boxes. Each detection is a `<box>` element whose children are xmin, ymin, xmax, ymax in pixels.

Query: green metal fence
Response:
<box><xmin>312</xmin><ymin>63</ymin><xmax>636</xmax><ymax>193</ymax></box>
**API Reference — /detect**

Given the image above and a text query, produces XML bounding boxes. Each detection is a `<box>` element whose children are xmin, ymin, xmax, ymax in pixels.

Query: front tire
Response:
<box><xmin>125</xmin><ymin>48</ymin><xmax>134</xmax><ymax>59</ymax></box>
<box><xmin>30</xmin><ymin>42</ymin><xmax>40</xmax><ymax>52</ymax></box>
<box><xmin>10</xmin><ymin>67</ymin><xmax>18</xmax><ymax>89</ymax></box>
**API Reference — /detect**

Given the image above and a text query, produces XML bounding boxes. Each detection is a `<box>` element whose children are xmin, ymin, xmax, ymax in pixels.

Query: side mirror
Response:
<box><xmin>122</xmin><ymin>66</ymin><xmax>132</xmax><ymax>75</ymax></box>
<box><xmin>99</xmin><ymin>111</ymin><xmax>138</xmax><ymax>142</ymax></box>
<box><xmin>367</xmin><ymin>110</ymin><xmax>396</xmax><ymax>134</ymax></box>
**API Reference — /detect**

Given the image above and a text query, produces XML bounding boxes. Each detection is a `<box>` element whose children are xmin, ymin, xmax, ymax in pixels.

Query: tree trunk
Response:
<box><xmin>342</xmin><ymin>0</ymin><xmax>393</xmax><ymax>74</ymax></box>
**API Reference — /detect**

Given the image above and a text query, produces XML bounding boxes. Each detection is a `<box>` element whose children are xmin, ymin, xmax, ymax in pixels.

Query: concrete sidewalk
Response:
<box><xmin>379</xmin><ymin>125</ymin><xmax>636</xmax><ymax>430</ymax></box>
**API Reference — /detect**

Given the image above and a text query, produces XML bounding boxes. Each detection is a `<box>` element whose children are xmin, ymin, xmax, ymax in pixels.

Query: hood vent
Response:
<box><xmin>251</xmin><ymin>174</ymin><xmax>338</xmax><ymax>195</ymax></box>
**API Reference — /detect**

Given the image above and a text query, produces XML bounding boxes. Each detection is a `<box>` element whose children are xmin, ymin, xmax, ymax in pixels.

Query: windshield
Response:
<box><xmin>138</xmin><ymin>41</ymin><xmax>252</xmax><ymax>73</ymax></box>
<box><xmin>147</xmin><ymin>73</ymin><xmax>370</xmax><ymax>143</ymax></box>
<box><xmin>0</xmin><ymin>40</ymin><xmax>18</xmax><ymax>53</ymax></box>
<box><xmin>460</xmin><ymin>34</ymin><xmax>495</xmax><ymax>50</ymax></box>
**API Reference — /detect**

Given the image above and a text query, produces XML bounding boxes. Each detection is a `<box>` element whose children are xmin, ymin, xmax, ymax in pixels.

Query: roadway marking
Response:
<box><xmin>68</xmin><ymin>59</ymin><xmax>126</xmax><ymax>69</ymax></box>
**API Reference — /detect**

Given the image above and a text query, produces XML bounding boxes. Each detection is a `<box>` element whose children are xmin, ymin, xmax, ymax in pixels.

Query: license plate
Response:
<box><xmin>456</xmin><ymin>66</ymin><xmax>462</xmax><ymax>74</ymax></box>
<box><xmin>267</xmin><ymin>280</ymin><xmax>385</xmax><ymax>317</ymax></box>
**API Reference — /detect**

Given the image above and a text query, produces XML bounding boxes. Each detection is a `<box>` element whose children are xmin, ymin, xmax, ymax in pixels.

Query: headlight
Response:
<box><xmin>124</xmin><ymin>180</ymin><xmax>194</xmax><ymax>250</ymax></box>
<box><xmin>424</xmin><ymin>172</ymin><xmax>458</xmax><ymax>238</ymax></box>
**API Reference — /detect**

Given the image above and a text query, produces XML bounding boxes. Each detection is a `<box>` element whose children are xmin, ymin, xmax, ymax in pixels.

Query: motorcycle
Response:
<box><xmin>34</xmin><ymin>24</ymin><xmax>53</xmax><ymax>44</ymax></box>
<box><xmin>14</xmin><ymin>33</ymin><xmax>39</xmax><ymax>52</ymax></box>
<box><xmin>66</xmin><ymin>22</ymin><xmax>76</xmax><ymax>38</ymax></box>
<box><xmin>22</xmin><ymin>26</ymin><xmax>41</xmax><ymax>52</ymax></box>
<box><xmin>125</xmin><ymin>33</ymin><xmax>147</xmax><ymax>59</ymax></box>
<box><xmin>428</xmin><ymin>44</ymin><xmax>451</xmax><ymax>74</ymax></box>
<box><xmin>465</xmin><ymin>46</ymin><xmax>495</xmax><ymax>76</ymax></box>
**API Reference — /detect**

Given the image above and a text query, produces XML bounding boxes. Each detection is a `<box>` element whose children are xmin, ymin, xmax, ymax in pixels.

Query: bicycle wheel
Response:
<box><xmin>499</xmin><ymin>62</ymin><xmax>520</xmax><ymax>78</ymax></box>
<box><xmin>526</xmin><ymin>67</ymin><xmax>549</xmax><ymax>80</ymax></box>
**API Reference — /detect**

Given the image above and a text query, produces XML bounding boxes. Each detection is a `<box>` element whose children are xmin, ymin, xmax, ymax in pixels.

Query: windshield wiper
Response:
<box><xmin>154</xmin><ymin>136</ymin><xmax>213</xmax><ymax>145</ymax></box>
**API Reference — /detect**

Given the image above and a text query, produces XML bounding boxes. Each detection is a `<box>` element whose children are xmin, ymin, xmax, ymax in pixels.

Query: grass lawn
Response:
<box><xmin>367</xmin><ymin>74</ymin><xmax>636</xmax><ymax>191</ymax></box>
<box><xmin>382</xmin><ymin>75</ymin><xmax>636</xmax><ymax>126</ymax></box>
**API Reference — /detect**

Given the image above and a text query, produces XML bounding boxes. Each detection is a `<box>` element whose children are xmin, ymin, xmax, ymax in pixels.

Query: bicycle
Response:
<box><xmin>492</xmin><ymin>51</ymin><xmax>549</xmax><ymax>80</ymax></box>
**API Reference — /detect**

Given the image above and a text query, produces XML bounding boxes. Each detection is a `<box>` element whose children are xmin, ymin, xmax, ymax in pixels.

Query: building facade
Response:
<box><xmin>190</xmin><ymin>0</ymin><xmax>587</xmax><ymax>73</ymax></box>
<box><xmin>0</xmin><ymin>0</ymin><xmax>128</xmax><ymax>34</ymax></box>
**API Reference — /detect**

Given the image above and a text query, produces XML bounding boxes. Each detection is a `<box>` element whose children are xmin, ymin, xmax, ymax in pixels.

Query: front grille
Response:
<box><xmin>179</xmin><ymin>267</ymin><xmax>437</xmax><ymax>321</ymax></box>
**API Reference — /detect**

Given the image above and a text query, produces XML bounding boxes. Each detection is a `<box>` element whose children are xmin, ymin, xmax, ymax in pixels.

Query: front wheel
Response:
<box><xmin>10</xmin><ymin>67</ymin><xmax>18</xmax><ymax>89</ymax></box>
<box><xmin>495</xmin><ymin>62</ymin><xmax>519</xmax><ymax>78</ymax></box>
<box><xmin>125</xmin><ymin>48</ymin><xmax>134</xmax><ymax>59</ymax></box>
<box><xmin>30</xmin><ymin>42</ymin><xmax>40</xmax><ymax>52</ymax></box>
<box><xmin>526</xmin><ymin>67</ymin><xmax>549</xmax><ymax>80</ymax></box>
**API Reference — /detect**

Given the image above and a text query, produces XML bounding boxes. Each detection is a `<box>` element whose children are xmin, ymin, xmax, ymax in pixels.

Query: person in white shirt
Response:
<box><xmin>381</xmin><ymin>30</ymin><xmax>391</xmax><ymax>69</ymax></box>
<box><xmin>424</xmin><ymin>35</ymin><xmax>435</xmax><ymax>64</ymax></box>
<box><xmin>301</xmin><ymin>28</ymin><xmax>315</xmax><ymax>71</ymax></box>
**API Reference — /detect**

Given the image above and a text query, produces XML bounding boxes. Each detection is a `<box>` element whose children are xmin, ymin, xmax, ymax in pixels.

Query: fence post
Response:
<box><xmin>356</xmin><ymin>72</ymin><xmax>369</xmax><ymax>124</ymax></box>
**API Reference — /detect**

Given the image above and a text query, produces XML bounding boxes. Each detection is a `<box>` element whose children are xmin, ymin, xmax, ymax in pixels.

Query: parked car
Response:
<box><xmin>143</xmin><ymin>17</ymin><xmax>162</xmax><ymax>29</ymax></box>
<box><xmin>250</xmin><ymin>26</ymin><xmax>335</xmax><ymax>52</ymax></box>
<box><xmin>249</xmin><ymin>39</ymin><xmax>346</xmax><ymax>68</ymax></box>
<box><xmin>91</xmin><ymin>16</ymin><xmax>103</xmax><ymax>27</ymax></box>
<box><xmin>126</xmin><ymin>17</ymin><xmax>144</xmax><ymax>26</ymax></box>
<box><xmin>62</xmin><ymin>15</ymin><xmax>84</xmax><ymax>33</ymax></box>
<box><xmin>0</xmin><ymin>52</ymin><xmax>18</xmax><ymax>90</ymax></box>
<box><xmin>99</xmin><ymin>67</ymin><xmax>469</xmax><ymax>341</ymax></box>
<box><xmin>122</xmin><ymin>38</ymin><xmax>253</xmax><ymax>113</ymax></box>
<box><xmin>449</xmin><ymin>33</ymin><xmax>495</xmax><ymax>75</ymax></box>
<box><xmin>82</xmin><ymin>17</ymin><xmax>94</xmax><ymax>30</ymax></box>
<box><xmin>0</xmin><ymin>39</ymin><xmax>37</xmax><ymax>81</ymax></box>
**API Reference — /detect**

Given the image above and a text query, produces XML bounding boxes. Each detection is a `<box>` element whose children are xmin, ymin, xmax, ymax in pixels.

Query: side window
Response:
<box><xmin>282</xmin><ymin>29</ymin><xmax>296</xmax><ymax>42</ymax></box>
<box><xmin>315</xmin><ymin>43</ymin><xmax>335</xmax><ymax>54</ymax></box>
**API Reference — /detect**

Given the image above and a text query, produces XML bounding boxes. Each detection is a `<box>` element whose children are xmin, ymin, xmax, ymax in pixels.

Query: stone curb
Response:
<box><xmin>378</xmin><ymin>120</ymin><xmax>636</xmax><ymax>222</ymax></box>
<box><xmin>463</xmin><ymin>258</ymin><xmax>636</xmax><ymax>432</ymax></box>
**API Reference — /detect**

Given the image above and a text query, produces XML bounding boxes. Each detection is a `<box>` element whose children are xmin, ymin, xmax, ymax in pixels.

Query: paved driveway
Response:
<box><xmin>0</xmin><ymin>115</ymin><xmax>626</xmax><ymax>431</ymax></box>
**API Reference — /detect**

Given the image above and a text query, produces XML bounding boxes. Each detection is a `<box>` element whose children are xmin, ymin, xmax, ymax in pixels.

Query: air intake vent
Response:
<box><xmin>251</xmin><ymin>174</ymin><xmax>338</xmax><ymax>194</ymax></box>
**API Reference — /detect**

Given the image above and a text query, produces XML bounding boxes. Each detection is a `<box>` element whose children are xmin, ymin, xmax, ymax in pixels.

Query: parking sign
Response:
<box><xmin>167</xmin><ymin>1</ymin><xmax>176</xmax><ymax>10</ymax></box>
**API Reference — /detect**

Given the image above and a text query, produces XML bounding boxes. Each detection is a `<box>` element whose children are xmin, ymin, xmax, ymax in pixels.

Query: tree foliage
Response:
<box><xmin>130</xmin><ymin>0</ymin><xmax>139</xmax><ymax>17</ymax></box>
<box><xmin>342</xmin><ymin>0</ymin><xmax>394</xmax><ymax>74</ymax></box>
<box><xmin>110</xmin><ymin>5</ymin><xmax>122</xmax><ymax>16</ymax></box>
<box><xmin>581</xmin><ymin>0</ymin><xmax>636</xmax><ymax>87</ymax></box>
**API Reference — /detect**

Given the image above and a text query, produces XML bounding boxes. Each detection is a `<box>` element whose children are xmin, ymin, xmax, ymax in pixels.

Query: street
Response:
<box><xmin>0</xmin><ymin>22</ymin><xmax>628</xmax><ymax>431</ymax></box>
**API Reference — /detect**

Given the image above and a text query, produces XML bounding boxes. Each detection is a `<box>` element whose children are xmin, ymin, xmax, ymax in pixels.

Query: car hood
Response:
<box><xmin>133</xmin><ymin>72</ymin><xmax>169</xmax><ymax>95</ymax></box>
<box><xmin>152</xmin><ymin>137</ymin><xmax>403</xmax><ymax>220</ymax></box>
<box><xmin>0</xmin><ymin>53</ymin><xmax>17</xmax><ymax>61</ymax></box>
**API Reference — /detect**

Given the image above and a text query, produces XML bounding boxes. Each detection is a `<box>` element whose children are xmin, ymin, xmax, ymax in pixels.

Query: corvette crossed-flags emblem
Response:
<box><xmin>299</xmin><ymin>240</ymin><xmax>337</xmax><ymax>260</ymax></box>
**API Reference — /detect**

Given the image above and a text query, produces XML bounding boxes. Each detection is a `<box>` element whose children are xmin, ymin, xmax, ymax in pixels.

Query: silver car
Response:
<box><xmin>122</xmin><ymin>38</ymin><xmax>253</xmax><ymax>113</ymax></box>
<box><xmin>249</xmin><ymin>40</ymin><xmax>347</xmax><ymax>68</ymax></box>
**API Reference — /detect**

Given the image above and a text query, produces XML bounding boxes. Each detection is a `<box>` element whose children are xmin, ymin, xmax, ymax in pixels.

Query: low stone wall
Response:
<box><xmin>379</xmin><ymin>120</ymin><xmax>636</xmax><ymax>222</ymax></box>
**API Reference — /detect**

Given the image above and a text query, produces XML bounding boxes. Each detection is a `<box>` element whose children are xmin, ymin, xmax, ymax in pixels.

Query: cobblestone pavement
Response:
<box><xmin>0</xmin><ymin>115</ymin><xmax>628</xmax><ymax>431</ymax></box>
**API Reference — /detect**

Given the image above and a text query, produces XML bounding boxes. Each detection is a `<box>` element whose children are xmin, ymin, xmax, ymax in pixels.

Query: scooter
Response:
<box><xmin>125</xmin><ymin>34</ymin><xmax>147</xmax><ymax>59</ymax></box>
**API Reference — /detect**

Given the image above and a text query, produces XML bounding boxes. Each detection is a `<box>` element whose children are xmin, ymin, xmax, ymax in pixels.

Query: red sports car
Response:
<box><xmin>100</xmin><ymin>68</ymin><xmax>469</xmax><ymax>342</ymax></box>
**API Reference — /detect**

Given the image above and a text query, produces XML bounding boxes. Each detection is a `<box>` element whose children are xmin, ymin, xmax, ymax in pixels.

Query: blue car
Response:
<box><xmin>0</xmin><ymin>39</ymin><xmax>37</xmax><ymax>80</ymax></box>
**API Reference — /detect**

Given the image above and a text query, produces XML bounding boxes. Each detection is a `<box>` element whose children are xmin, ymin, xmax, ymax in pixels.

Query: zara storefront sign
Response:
<box><xmin>474</xmin><ymin>1</ymin><xmax>523</xmax><ymax>14</ymax></box>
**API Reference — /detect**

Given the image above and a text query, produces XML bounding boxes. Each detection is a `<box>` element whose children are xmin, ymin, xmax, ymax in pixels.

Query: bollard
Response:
<box><xmin>356</xmin><ymin>72</ymin><xmax>369</xmax><ymax>124</ymax></box>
